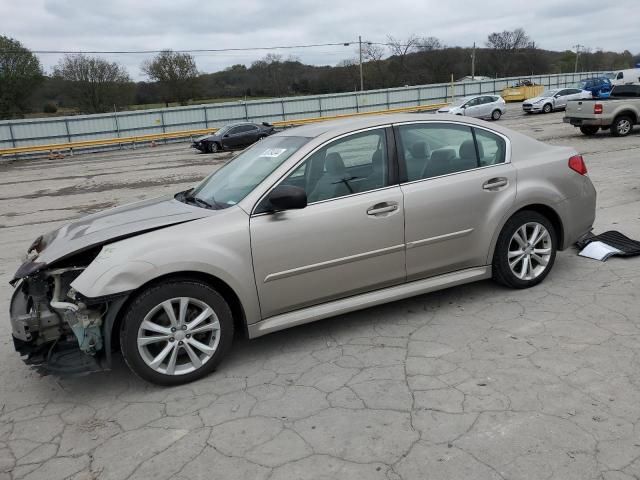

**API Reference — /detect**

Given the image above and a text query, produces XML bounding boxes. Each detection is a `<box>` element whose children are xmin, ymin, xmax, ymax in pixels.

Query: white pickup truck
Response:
<box><xmin>564</xmin><ymin>85</ymin><xmax>640</xmax><ymax>137</ymax></box>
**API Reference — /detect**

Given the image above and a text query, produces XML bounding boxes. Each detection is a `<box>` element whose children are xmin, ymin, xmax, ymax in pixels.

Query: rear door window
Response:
<box><xmin>397</xmin><ymin>123</ymin><xmax>478</xmax><ymax>181</ymax></box>
<box><xmin>473</xmin><ymin>128</ymin><xmax>507</xmax><ymax>166</ymax></box>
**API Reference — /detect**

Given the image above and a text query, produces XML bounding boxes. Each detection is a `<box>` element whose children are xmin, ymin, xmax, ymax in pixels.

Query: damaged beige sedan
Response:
<box><xmin>9</xmin><ymin>114</ymin><xmax>596</xmax><ymax>385</ymax></box>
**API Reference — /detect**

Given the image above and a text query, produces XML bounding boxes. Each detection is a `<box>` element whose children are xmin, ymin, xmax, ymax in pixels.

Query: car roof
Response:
<box><xmin>272</xmin><ymin>113</ymin><xmax>510</xmax><ymax>139</ymax></box>
<box><xmin>225</xmin><ymin>122</ymin><xmax>257</xmax><ymax>127</ymax></box>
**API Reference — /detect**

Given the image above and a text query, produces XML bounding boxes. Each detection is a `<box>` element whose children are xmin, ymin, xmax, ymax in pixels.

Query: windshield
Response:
<box><xmin>189</xmin><ymin>135</ymin><xmax>309</xmax><ymax>208</ymax></box>
<box><xmin>541</xmin><ymin>89</ymin><xmax>561</xmax><ymax>97</ymax></box>
<box><xmin>451</xmin><ymin>97</ymin><xmax>473</xmax><ymax>107</ymax></box>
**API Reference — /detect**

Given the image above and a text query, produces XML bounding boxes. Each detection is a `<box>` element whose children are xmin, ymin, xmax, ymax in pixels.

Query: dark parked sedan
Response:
<box><xmin>192</xmin><ymin>122</ymin><xmax>275</xmax><ymax>153</ymax></box>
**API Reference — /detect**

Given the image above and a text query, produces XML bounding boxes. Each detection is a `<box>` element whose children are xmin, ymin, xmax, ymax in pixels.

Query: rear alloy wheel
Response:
<box><xmin>121</xmin><ymin>280</ymin><xmax>234</xmax><ymax>385</ymax></box>
<box><xmin>491</xmin><ymin>109</ymin><xmax>502</xmax><ymax>121</ymax></box>
<box><xmin>579</xmin><ymin>125</ymin><xmax>600</xmax><ymax>136</ymax></box>
<box><xmin>492</xmin><ymin>211</ymin><xmax>557</xmax><ymax>289</ymax></box>
<box><xmin>610</xmin><ymin>116</ymin><xmax>633</xmax><ymax>137</ymax></box>
<box><xmin>542</xmin><ymin>103</ymin><xmax>552</xmax><ymax>114</ymax></box>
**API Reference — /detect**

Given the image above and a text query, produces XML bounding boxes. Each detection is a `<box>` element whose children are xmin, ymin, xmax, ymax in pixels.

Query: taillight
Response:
<box><xmin>568</xmin><ymin>155</ymin><xmax>588</xmax><ymax>175</ymax></box>
<box><xmin>594</xmin><ymin>103</ymin><xmax>603</xmax><ymax>114</ymax></box>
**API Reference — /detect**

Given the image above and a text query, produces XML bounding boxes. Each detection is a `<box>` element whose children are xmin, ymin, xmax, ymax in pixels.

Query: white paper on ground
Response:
<box><xmin>578</xmin><ymin>241</ymin><xmax>622</xmax><ymax>261</ymax></box>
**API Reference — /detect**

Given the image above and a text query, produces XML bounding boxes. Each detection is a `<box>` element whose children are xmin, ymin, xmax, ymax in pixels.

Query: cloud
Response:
<box><xmin>2</xmin><ymin>0</ymin><xmax>638</xmax><ymax>79</ymax></box>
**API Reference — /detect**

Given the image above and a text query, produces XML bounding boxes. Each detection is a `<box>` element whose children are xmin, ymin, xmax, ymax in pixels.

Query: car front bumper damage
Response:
<box><xmin>10</xmin><ymin>266</ymin><xmax>127</xmax><ymax>374</ymax></box>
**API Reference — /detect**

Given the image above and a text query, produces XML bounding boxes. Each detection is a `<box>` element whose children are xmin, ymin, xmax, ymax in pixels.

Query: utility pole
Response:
<box><xmin>471</xmin><ymin>42</ymin><xmax>476</xmax><ymax>80</ymax></box>
<box><xmin>359</xmin><ymin>35</ymin><xmax>364</xmax><ymax>91</ymax></box>
<box><xmin>573</xmin><ymin>44</ymin><xmax>583</xmax><ymax>73</ymax></box>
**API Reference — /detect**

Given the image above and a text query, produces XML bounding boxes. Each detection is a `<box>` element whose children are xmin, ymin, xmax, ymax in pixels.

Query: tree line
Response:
<box><xmin>1</xmin><ymin>29</ymin><xmax>638</xmax><ymax>119</ymax></box>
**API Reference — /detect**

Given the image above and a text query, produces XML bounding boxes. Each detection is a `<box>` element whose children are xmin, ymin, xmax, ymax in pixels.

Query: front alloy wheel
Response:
<box><xmin>491</xmin><ymin>109</ymin><xmax>502</xmax><ymax>121</ymax></box>
<box><xmin>121</xmin><ymin>280</ymin><xmax>233</xmax><ymax>385</ymax></box>
<box><xmin>492</xmin><ymin>211</ymin><xmax>557</xmax><ymax>289</ymax></box>
<box><xmin>542</xmin><ymin>103</ymin><xmax>552</xmax><ymax>114</ymax></box>
<box><xmin>137</xmin><ymin>297</ymin><xmax>220</xmax><ymax>376</ymax></box>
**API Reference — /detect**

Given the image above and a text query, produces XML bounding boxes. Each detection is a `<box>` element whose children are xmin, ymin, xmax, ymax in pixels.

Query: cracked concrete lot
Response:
<box><xmin>0</xmin><ymin>104</ymin><xmax>639</xmax><ymax>480</ymax></box>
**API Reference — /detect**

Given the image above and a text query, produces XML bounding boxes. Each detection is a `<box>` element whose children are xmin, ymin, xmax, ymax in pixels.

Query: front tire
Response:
<box><xmin>610</xmin><ymin>116</ymin><xmax>633</xmax><ymax>137</ymax></box>
<box><xmin>491</xmin><ymin>109</ymin><xmax>502</xmax><ymax>121</ymax></box>
<box><xmin>207</xmin><ymin>142</ymin><xmax>220</xmax><ymax>153</ymax></box>
<box><xmin>120</xmin><ymin>280</ymin><xmax>234</xmax><ymax>385</ymax></box>
<box><xmin>542</xmin><ymin>103</ymin><xmax>552</xmax><ymax>114</ymax></box>
<box><xmin>492</xmin><ymin>211</ymin><xmax>557</xmax><ymax>289</ymax></box>
<box><xmin>579</xmin><ymin>126</ymin><xmax>599</xmax><ymax>136</ymax></box>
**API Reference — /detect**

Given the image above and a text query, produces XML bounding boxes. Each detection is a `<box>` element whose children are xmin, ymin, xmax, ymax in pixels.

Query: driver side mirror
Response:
<box><xmin>267</xmin><ymin>185</ymin><xmax>307</xmax><ymax>212</ymax></box>
<box><xmin>554</xmin><ymin>94</ymin><xmax>561</xmax><ymax>98</ymax></box>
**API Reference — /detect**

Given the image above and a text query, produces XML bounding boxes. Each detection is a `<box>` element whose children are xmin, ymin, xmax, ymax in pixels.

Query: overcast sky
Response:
<box><xmin>2</xmin><ymin>0</ymin><xmax>639</xmax><ymax>79</ymax></box>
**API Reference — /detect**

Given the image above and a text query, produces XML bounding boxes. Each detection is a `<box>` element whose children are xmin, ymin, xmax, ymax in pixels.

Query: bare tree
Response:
<box><xmin>386</xmin><ymin>35</ymin><xmax>422</xmax><ymax>83</ymax></box>
<box><xmin>53</xmin><ymin>54</ymin><xmax>132</xmax><ymax>113</ymax></box>
<box><xmin>251</xmin><ymin>54</ymin><xmax>286</xmax><ymax>95</ymax></box>
<box><xmin>0</xmin><ymin>36</ymin><xmax>43</xmax><ymax>118</ymax></box>
<box><xmin>387</xmin><ymin>34</ymin><xmax>421</xmax><ymax>57</ymax></box>
<box><xmin>417</xmin><ymin>36</ymin><xmax>443</xmax><ymax>51</ymax></box>
<box><xmin>486</xmin><ymin>28</ymin><xmax>534</xmax><ymax>50</ymax></box>
<box><xmin>363</xmin><ymin>43</ymin><xmax>385</xmax><ymax>62</ymax></box>
<box><xmin>361</xmin><ymin>43</ymin><xmax>388</xmax><ymax>88</ymax></box>
<box><xmin>485</xmin><ymin>28</ymin><xmax>536</xmax><ymax>76</ymax></box>
<box><xmin>142</xmin><ymin>50</ymin><xmax>199</xmax><ymax>105</ymax></box>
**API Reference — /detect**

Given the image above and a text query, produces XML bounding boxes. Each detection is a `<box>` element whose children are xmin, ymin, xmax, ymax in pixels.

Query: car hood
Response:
<box><xmin>438</xmin><ymin>106</ymin><xmax>460</xmax><ymax>113</ymax></box>
<box><xmin>14</xmin><ymin>195</ymin><xmax>218</xmax><ymax>279</ymax></box>
<box><xmin>194</xmin><ymin>134</ymin><xmax>217</xmax><ymax>142</ymax></box>
<box><xmin>525</xmin><ymin>95</ymin><xmax>551</xmax><ymax>103</ymax></box>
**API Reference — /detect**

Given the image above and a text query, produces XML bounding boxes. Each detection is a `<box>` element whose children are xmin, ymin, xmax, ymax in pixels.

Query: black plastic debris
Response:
<box><xmin>576</xmin><ymin>230</ymin><xmax>640</xmax><ymax>259</ymax></box>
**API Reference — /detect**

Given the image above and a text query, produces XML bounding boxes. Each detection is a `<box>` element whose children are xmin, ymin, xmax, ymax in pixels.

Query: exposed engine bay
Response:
<box><xmin>10</xmin><ymin>265</ymin><xmax>111</xmax><ymax>373</ymax></box>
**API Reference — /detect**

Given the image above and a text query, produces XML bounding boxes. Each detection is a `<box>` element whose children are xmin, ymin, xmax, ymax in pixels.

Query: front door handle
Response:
<box><xmin>367</xmin><ymin>202</ymin><xmax>398</xmax><ymax>215</ymax></box>
<box><xmin>483</xmin><ymin>178</ymin><xmax>508</xmax><ymax>190</ymax></box>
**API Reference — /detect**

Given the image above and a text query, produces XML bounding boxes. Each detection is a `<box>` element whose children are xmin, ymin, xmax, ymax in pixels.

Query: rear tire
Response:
<box><xmin>542</xmin><ymin>103</ymin><xmax>552</xmax><ymax>114</ymax></box>
<box><xmin>610</xmin><ymin>116</ymin><xmax>633</xmax><ymax>137</ymax></box>
<box><xmin>120</xmin><ymin>280</ymin><xmax>234</xmax><ymax>386</ymax></box>
<box><xmin>579</xmin><ymin>126</ymin><xmax>599</xmax><ymax>136</ymax></box>
<box><xmin>491</xmin><ymin>109</ymin><xmax>502</xmax><ymax>121</ymax></box>
<box><xmin>492</xmin><ymin>211</ymin><xmax>557</xmax><ymax>289</ymax></box>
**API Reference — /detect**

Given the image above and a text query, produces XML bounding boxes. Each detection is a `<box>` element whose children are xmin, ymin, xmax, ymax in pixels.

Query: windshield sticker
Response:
<box><xmin>260</xmin><ymin>148</ymin><xmax>287</xmax><ymax>158</ymax></box>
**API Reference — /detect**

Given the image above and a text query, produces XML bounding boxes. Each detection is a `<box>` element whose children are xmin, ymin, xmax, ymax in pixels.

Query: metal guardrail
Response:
<box><xmin>0</xmin><ymin>102</ymin><xmax>447</xmax><ymax>157</ymax></box>
<box><xmin>0</xmin><ymin>71</ymin><xmax>602</xmax><ymax>156</ymax></box>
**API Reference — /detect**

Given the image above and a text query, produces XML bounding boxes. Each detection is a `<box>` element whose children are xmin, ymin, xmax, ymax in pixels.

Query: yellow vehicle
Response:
<box><xmin>501</xmin><ymin>84</ymin><xmax>544</xmax><ymax>102</ymax></box>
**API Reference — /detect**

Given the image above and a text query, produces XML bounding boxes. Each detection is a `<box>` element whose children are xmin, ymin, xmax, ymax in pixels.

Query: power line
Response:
<box><xmin>0</xmin><ymin>41</ymin><xmax>357</xmax><ymax>55</ymax></box>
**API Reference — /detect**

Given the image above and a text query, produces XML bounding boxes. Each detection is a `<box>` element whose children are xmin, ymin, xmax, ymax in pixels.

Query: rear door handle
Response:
<box><xmin>367</xmin><ymin>202</ymin><xmax>398</xmax><ymax>215</ymax></box>
<box><xmin>483</xmin><ymin>178</ymin><xmax>508</xmax><ymax>190</ymax></box>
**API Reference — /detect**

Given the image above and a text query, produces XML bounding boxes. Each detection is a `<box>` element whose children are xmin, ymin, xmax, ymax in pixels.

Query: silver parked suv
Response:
<box><xmin>9</xmin><ymin>114</ymin><xmax>596</xmax><ymax>385</ymax></box>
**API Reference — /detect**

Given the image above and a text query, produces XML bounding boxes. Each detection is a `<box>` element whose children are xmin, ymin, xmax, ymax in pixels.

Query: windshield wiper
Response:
<box><xmin>181</xmin><ymin>190</ymin><xmax>228</xmax><ymax>210</ymax></box>
<box><xmin>186</xmin><ymin>195</ymin><xmax>216</xmax><ymax>209</ymax></box>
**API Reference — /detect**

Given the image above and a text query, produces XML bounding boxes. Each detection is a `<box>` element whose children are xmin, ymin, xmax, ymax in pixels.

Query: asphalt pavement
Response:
<box><xmin>0</xmin><ymin>103</ymin><xmax>639</xmax><ymax>480</ymax></box>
